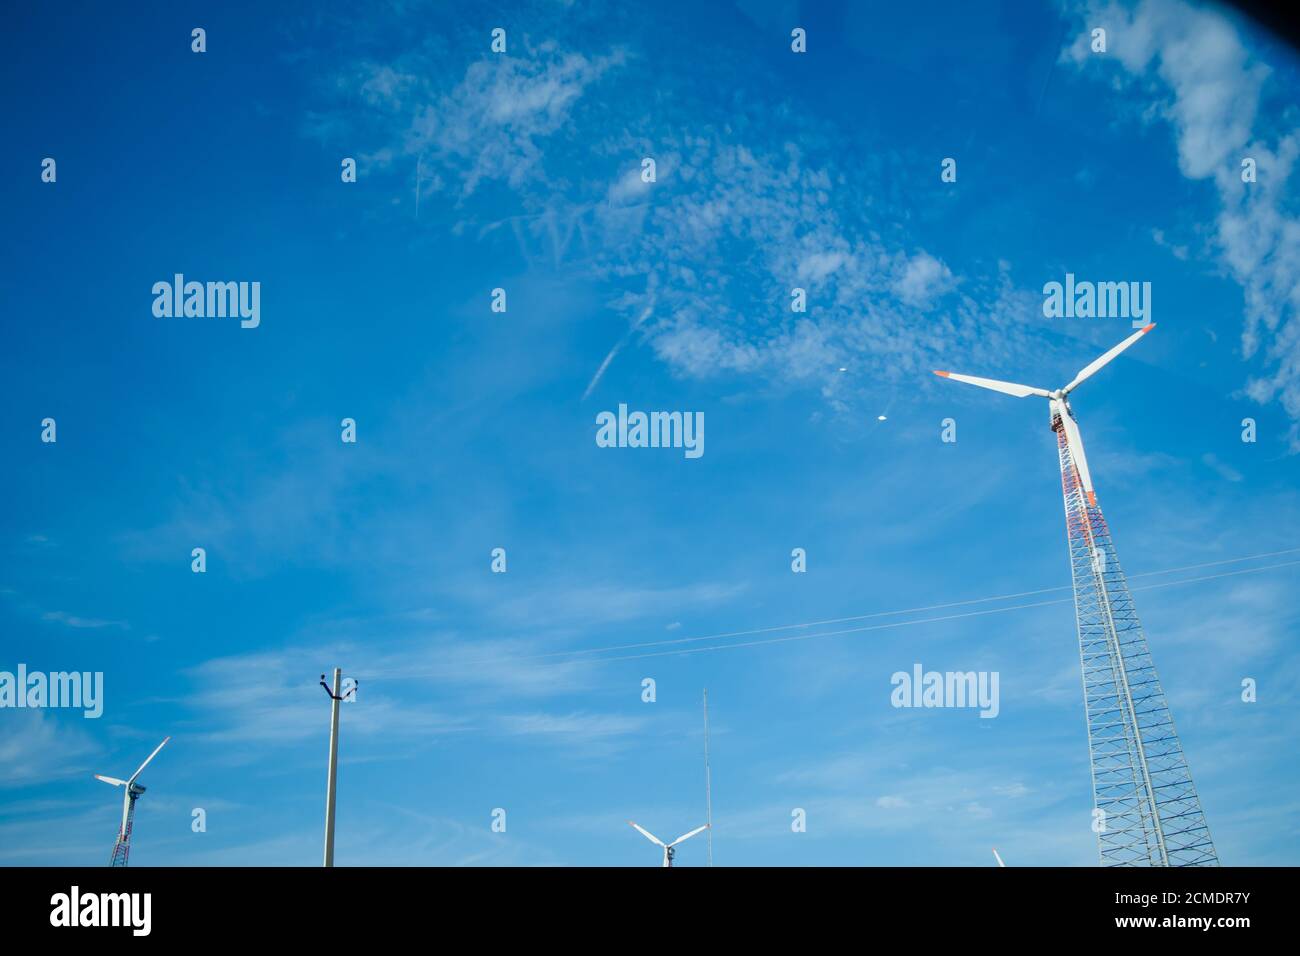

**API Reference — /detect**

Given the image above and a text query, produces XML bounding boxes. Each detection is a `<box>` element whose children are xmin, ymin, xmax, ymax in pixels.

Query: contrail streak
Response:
<box><xmin>582</xmin><ymin>297</ymin><xmax>654</xmax><ymax>401</ymax></box>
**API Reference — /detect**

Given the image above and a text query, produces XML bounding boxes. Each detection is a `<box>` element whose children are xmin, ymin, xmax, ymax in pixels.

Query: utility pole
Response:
<box><xmin>703</xmin><ymin>688</ymin><xmax>713</xmax><ymax>868</ymax></box>
<box><xmin>319</xmin><ymin>668</ymin><xmax>355</xmax><ymax>868</ymax></box>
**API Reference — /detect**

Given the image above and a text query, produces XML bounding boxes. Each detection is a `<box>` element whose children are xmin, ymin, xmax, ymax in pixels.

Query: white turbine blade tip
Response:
<box><xmin>628</xmin><ymin>821</ymin><xmax>665</xmax><ymax>847</ymax></box>
<box><xmin>935</xmin><ymin>371</ymin><xmax>1050</xmax><ymax>399</ymax></box>
<box><xmin>992</xmin><ymin>848</ymin><xmax>1006</xmax><ymax>867</ymax></box>
<box><xmin>669</xmin><ymin>824</ymin><xmax>710</xmax><ymax>847</ymax></box>
<box><xmin>127</xmin><ymin>736</ymin><xmax>171</xmax><ymax>783</ymax></box>
<box><xmin>94</xmin><ymin>775</ymin><xmax>127</xmax><ymax>787</ymax></box>
<box><xmin>1065</xmin><ymin>324</ymin><xmax>1157</xmax><ymax>393</ymax></box>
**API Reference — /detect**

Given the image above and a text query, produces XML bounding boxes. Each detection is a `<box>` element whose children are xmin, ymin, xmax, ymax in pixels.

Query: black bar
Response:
<box><xmin>1</xmin><ymin>865</ymin><xmax>1285</xmax><ymax>941</ymax></box>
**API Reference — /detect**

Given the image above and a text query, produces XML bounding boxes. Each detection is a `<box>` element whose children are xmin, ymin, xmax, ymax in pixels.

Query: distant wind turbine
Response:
<box><xmin>628</xmin><ymin>821</ymin><xmax>709</xmax><ymax>867</ymax></box>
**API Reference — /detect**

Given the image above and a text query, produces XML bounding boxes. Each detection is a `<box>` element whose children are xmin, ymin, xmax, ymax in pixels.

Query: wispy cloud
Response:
<box><xmin>318</xmin><ymin>19</ymin><xmax>1064</xmax><ymax>419</ymax></box>
<box><xmin>349</xmin><ymin>41</ymin><xmax>625</xmax><ymax>197</ymax></box>
<box><xmin>485</xmin><ymin>579</ymin><xmax>746</xmax><ymax>630</ymax></box>
<box><xmin>494</xmin><ymin>711</ymin><xmax>648</xmax><ymax>757</ymax></box>
<box><xmin>40</xmin><ymin>611</ymin><xmax>129</xmax><ymax>631</ymax></box>
<box><xmin>0</xmin><ymin>588</ymin><xmax>130</xmax><ymax>633</ymax></box>
<box><xmin>177</xmin><ymin>645</ymin><xmax>467</xmax><ymax>749</ymax></box>
<box><xmin>0</xmin><ymin>710</ymin><xmax>101</xmax><ymax>789</ymax></box>
<box><xmin>1202</xmin><ymin>451</ymin><xmax>1245</xmax><ymax>483</ymax></box>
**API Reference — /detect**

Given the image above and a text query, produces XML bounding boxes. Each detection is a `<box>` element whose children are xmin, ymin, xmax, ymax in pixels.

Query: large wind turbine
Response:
<box><xmin>935</xmin><ymin>326</ymin><xmax>1218</xmax><ymax>867</ymax></box>
<box><xmin>627</xmin><ymin>821</ymin><xmax>709</xmax><ymax>867</ymax></box>
<box><xmin>94</xmin><ymin>736</ymin><xmax>170</xmax><ymax>867</ymax></box>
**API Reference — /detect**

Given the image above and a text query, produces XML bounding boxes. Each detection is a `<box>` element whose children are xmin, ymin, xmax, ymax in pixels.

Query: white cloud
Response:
<box><xmin>1065</xmin><ymin>0</ymin><xmax>1300</xmax><ymax>447</ymax></box>
<box><xmin>323</xmin><ymin>35</ymin><xmax>1057</xmax><ymax>414</ymax></box>
<box><xmin>797</xmin><ymin>250</ymin><xmax>847</xmax><ymax>283</ymax></box>
<box><xmin>606</xmin><ymin>167</ymin><xmax>652</xmax><ymax>205</ymax></box>
<box><xmin>585</xmin><ymin>134</ymin><xmax>1042</xmax><ymax>405</ymax></box>
<box><xmin>893</xmin><ymin>251</ymin><xmax>955</xmax><ymax>306</ymax></box>
<box><xmin>1064</xmin><ymin>1</ymin><xmax>1265</xmax><ymax>179</ymax></box>
<box><xmin>350</xmin><ymin>43</ymin><xmax>624</xmax><ymax>197</ymax></box>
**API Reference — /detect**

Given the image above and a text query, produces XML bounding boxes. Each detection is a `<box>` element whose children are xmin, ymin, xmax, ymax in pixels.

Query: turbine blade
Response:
<box><xmin>932</xmin><ymin>370</ymin><xmax>1051</xmax><ymax>399</ymax></box>
<box><xmin>668</xmin><ymin>824</ymin><xmax>710</xmax><ymax>847</ymax></box>
<box><xmin>628</xmin><ymin>821</ymin><xmax>665</xmax><ymax>847</ymax></box>
<box><xmin>1059</xmin><ymin>409</ymin><xmax>1097</xmax><ymax>507</ymax></box>
<box><xmin>94</xmin><ymin>775</ymin><xmax>127</xmax><ymax>788</ymax></box>
<box><xmin>1063</xmin><ymin>324</ymin><xmax>1155</xmax><ymax>394</ymax></box>
<box><xmin>127</xmin><ymin>736</ymin><xmax>170</xmax><ymax>784</ymax></box>
<box><xmin>992</xmin><ymin>847</ymin><xmax>1006</xmax><ymax>867</ymax></box>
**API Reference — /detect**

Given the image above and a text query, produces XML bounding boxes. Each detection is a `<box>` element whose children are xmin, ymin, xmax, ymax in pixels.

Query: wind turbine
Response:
<box><xmin>628</xmin><ymin>821</ymin><xmax>709</xmax><ymax>867</ymax></box>
<box><xmin>935</xmin><ymin>326</ymin><xmax>1218</xmax><ymax>867</ymax></box>
<box><xmin>95</xmin><ymin>736</ymin><xmax>170</xmax><ymax>867</ymax></box>
<box><xmin>992</xmin><ymin>848</ymin><xmax>1006</xmax><ymax>868</ymax></box>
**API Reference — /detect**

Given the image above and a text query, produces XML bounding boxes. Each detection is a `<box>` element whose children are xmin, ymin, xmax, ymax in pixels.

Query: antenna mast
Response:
<box><xmin>703</xmin><ymin>688</ymin><xmax>713</xmax><ymax>867</ymax></box>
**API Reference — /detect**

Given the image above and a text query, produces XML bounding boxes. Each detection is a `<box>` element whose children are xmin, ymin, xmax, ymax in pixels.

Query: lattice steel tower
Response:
<box><xmin>109</xmin><ymin>784</ymin><xmax>144</xmax><ymax>866</ymax></box>
<box><xmin>935</xmin><ymin>326</ymin><xmax>1217</xmax><ymax>866</ymax></box>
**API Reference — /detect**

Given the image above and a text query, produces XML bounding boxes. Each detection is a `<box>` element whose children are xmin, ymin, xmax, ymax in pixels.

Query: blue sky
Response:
<box><xmin>2</xmin><ymin>0</ymin><xmax>1299</xmax><ymax>866</ymax></box>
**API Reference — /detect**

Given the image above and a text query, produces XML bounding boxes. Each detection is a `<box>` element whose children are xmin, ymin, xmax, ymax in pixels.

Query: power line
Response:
<box><xmin>459</xmin><ymin>546</ymin><xmax>1300</xmax><ymax>665</ymax></box>
<box><xmin>702</xmin><ymin>688</ymin><xmax>713</xmax><ymax>869</ymax></box>
<box><xmin>522</xmin><ymin>559</ymin><xmax>1300</xmax><ymax>665</ymax></box>
<box><xmin>357</xmin><ymin>550</ymin><xmax>1300</xmax><ymax>678</ymax></box>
